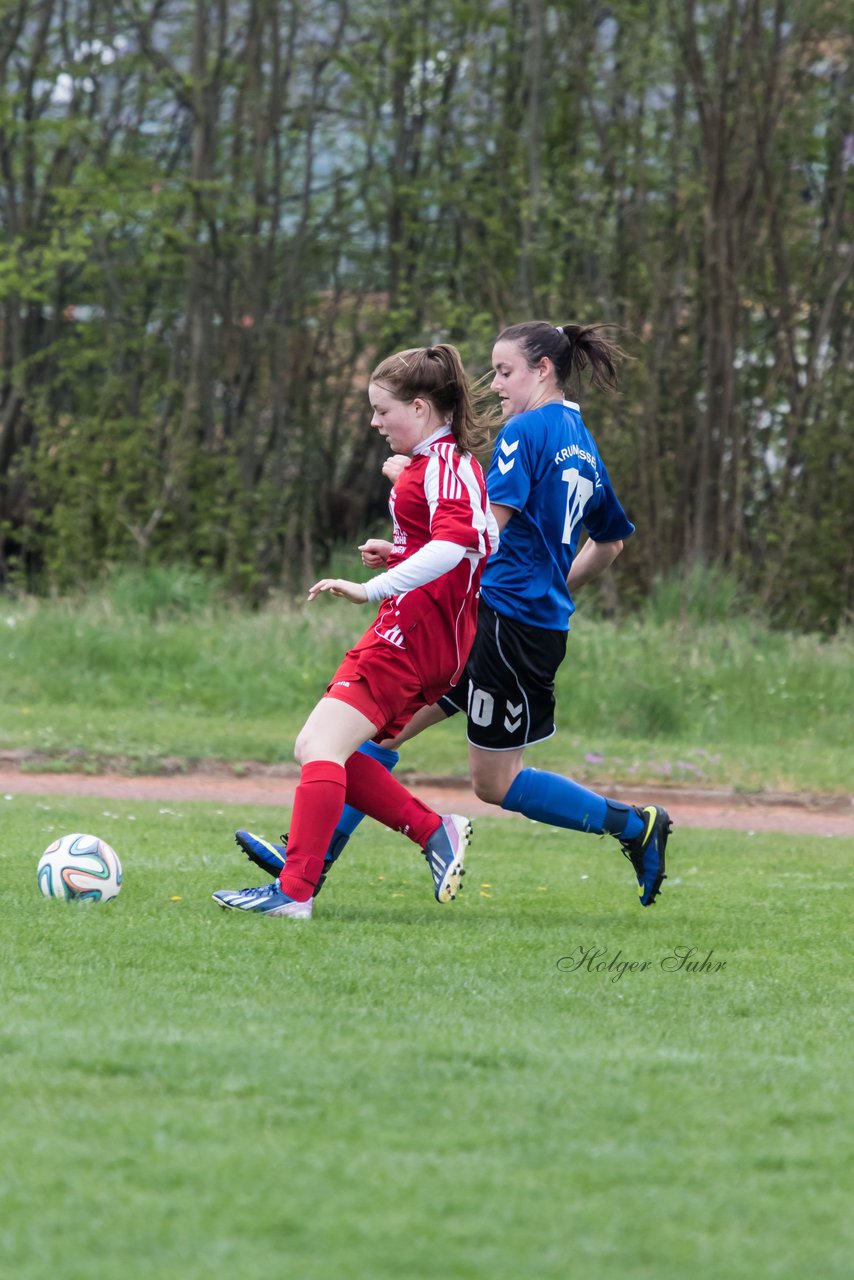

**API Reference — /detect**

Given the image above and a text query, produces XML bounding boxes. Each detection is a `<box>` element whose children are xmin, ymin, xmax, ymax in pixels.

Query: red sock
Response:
<box><xmin>344</xmin><ymin>750</ymin><xmax>440</xmax><ymax>848</ymax></box>
<box><xmin>279</xmin><ymin>760</ymin><xmax>347</xmax><ymax>900</ymax></box>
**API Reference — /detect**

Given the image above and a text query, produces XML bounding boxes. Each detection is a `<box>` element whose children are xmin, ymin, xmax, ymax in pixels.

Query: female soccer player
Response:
<box><xmin>397</xmin><ymin>320</ymin><xmax>672</xmax><ymax>905</ymax></box>
<box><xmin>213</xmin><ymin>344</ymin><xmax>495</xmax><ymax>919</ymax></box>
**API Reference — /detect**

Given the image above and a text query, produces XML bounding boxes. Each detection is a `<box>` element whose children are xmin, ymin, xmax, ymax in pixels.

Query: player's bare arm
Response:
<box><xmin>566</xmin><ymin>536</ymin><xmax>624</xmax><ymax>590</ymax></box>
<box><xmin>307</xmin><ymin>578</ymin><xmax>369</xmax><ymax>604</ymax></box>
<box><xmin>490</xmin><ymin>502</ymin><xmax>516</xmax><ymax>534</ymax></box>
<box><xmin>381</xmin><ymin>701</ymin><xmax>450</xmax><ymax>750</ymax></box>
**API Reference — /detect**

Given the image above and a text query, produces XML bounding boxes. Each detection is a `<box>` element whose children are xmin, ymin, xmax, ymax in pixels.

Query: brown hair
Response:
<box><xmin>370</xmin><ymin>343</ymin><xmax>491</xmax><ymax>453</ymax></box>
<box><xmin>496</xmin><ymin>321</ymin><xmax>627</xmax><ymax>393</ymax></box>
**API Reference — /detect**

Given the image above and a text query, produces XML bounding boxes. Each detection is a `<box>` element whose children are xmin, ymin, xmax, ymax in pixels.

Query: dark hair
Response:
<box><xmin>496</xmin><ymin>321</ymin><xmax>626</xmax><ymax>393</ymax></box>
<box><xmin>370</xmin><ymin>343</ymin><xmax>491</xmax><ymax>453</ymax></box>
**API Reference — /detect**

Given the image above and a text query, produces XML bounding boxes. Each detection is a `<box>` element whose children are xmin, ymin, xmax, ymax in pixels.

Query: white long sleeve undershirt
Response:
<box><xmin>363</xmin><ymin>540</ymin><xmax>468</xmax><ymax>602</ymax></box>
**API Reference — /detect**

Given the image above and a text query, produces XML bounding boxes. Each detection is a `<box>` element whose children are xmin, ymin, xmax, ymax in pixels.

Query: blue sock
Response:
<box><xmin>328</xmin><ymin>739</ymin><xmax>400</xmax><ymax>855</ymax></box>
<box><xmin>501</xmin><ymin>768</ymin><xmax>644</xmax><ymax>839</ymax></box>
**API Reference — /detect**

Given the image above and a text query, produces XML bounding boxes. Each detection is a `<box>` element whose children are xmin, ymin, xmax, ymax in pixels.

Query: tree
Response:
<box><xmin>0</xmin><ymin>0</ymin><xmax>850</xmax><ymax>627</ymax></box>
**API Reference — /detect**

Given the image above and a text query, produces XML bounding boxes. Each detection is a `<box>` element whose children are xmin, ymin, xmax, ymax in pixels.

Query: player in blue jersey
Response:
<box><xmin>433</xmin><ymin>320</ymin><xmax>672</xmax><ymax>904</ymax></box>
<box><xmin>384</xmin><ymin>320</ymin><xmax>671</xmax><ymax>905</ymax></box>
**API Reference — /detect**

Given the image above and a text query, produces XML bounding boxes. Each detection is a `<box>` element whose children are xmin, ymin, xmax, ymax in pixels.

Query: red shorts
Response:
<box><xmin>324</xmin><ymin>632</ymin><xmax>429</xmax><ymax>740</ymax></box>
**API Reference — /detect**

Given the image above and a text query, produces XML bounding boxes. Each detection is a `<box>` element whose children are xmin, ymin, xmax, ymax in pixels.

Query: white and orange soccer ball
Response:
<box><xmin>37</xmin><ymin>833</ymin><xmax>123</xmax><ymax>902</ymax></box>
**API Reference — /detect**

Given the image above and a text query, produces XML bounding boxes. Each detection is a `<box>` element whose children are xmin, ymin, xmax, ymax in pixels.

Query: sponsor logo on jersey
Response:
<box><xmin>497</xmin><ymin>438</ymin><xmax>519</xmax><ymax>474</ymax></box>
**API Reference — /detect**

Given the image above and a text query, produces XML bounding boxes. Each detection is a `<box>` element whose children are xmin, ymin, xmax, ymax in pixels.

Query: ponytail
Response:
<box><xmin>370</xmin><ymin>343</ymin><xmax>493</xmax><ymax>453</ymax></box>
<box><xmin>497</xmin><ymin>321</ymin><xmax>627</xmax><ymax>393</ymax></box>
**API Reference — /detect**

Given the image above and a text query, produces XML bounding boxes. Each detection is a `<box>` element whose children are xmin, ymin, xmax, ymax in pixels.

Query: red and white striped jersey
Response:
<box><xmin>372</xmin><ymin>430</ymin><xmax>493</xmax><ymax>700</ymax></box>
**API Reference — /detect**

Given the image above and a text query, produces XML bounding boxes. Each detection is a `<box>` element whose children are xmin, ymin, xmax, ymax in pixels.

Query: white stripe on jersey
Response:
<box><xmin>423</xmin><ymin>443</ymin><xmax>492</xmax><ymax>560</ymax></box>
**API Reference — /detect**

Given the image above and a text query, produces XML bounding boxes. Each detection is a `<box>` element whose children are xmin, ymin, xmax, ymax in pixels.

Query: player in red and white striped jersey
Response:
<box><xmin>359</xmin><ymin>424</ymin><xmax>495</xmax><ymax>707</ymax></box>
<box><xmin>213</xmin><ymin>344</ymin><xmax>496</xmax><ymax>919</ymax></box>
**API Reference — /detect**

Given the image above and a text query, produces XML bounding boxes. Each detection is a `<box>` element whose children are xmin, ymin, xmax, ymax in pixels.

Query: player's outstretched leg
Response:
<box><xmin>500</xmin><ymin>768</ymin><xmax>672</xmax><ymax>906</ymax></box>
<box><xmin>342</xmin><ymin>749</ymin><xmax>470</xmax><ymax>904</ymax></box>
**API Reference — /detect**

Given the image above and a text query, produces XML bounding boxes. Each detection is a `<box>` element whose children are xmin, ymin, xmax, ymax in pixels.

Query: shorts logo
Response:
<box><xmin>504</xmin><ymin>700</ymin><xmax>523</xmax><ymax>733</ymax></box>
<box><xmin>376</xmin><ymin>624</ymin><xmax>405</xmax><ymax>648</ymax></box>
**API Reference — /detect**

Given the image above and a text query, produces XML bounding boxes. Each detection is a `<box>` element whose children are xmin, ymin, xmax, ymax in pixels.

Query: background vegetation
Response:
<box><xmin>2</xmin><ymin>567</ymin><xmax>852</xmax><ymax>793</ymax></box>
<box><xmin>1</xmin><ymin>1</ymin><xmax>852</xmax><ymax>628</ymax></box>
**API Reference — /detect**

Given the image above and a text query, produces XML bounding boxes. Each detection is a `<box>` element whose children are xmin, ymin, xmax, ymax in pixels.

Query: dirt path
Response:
<box><xmin>1</xmin><ymin>765</ymin><xmax>852</xmax><ymax>837</ymax></box>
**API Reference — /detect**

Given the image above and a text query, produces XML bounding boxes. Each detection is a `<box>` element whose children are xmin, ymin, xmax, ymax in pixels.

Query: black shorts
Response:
<box><xmin>439</xmin><ymin>602</ymin><xmax>567</xmax><ymax>751</ymax></box>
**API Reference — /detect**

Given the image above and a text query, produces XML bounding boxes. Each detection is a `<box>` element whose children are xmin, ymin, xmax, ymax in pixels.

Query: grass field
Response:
<box><xmin>2</xmin><ymin>795</ymin><xmax>851</xmax><ymax>1279</ymax></box>
<box><xmin>2</xmin><ymin>574</ymin><xmax>852</xmax><ymax>793</ymax></box>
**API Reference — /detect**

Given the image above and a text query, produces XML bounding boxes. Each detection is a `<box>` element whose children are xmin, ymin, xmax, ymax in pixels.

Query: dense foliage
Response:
<box><xmin>1</xmin><ymin>1</ymin><xmax>851</xmax><ymax>627</ymax></box>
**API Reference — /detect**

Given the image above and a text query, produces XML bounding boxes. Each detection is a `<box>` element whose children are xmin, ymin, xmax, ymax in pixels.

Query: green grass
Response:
<box><xmin>1</xmin><ymin>796</ymin><xmax>851</xmax><ymax>1279</ymax></box>
<box><xmin>1</xmin><ymin>579</ymin><xmax>852</xmax><ymax>793</ymax></box>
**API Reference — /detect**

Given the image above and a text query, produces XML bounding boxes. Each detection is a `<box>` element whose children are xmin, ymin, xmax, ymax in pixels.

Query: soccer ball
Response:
<box><xmin>37</xmin><ymin>833</ymin><xmax>123</xmax><ymax>902</ymax></box>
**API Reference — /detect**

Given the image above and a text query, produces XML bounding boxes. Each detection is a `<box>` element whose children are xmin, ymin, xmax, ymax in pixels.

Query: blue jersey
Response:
<box><xmin>481</xmin><ymin>401</ymin><xmax>634</xmax><ymax>630</ymax></box>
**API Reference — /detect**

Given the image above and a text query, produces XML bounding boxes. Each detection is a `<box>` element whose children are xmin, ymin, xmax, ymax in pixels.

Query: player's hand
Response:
<box><xmin>307</xmin><ymin>578</ymin><xmax>369</xmax><ymax>604</ymax></box>
<box><xmin>359</xmin><ymin>539</ymin><xmax>393</xmax><ymax>568</ymax></box>
<box><xmin>382</xmin><ymin>454</ymin><xmax>410</xmax><ymax>485</ymax></box>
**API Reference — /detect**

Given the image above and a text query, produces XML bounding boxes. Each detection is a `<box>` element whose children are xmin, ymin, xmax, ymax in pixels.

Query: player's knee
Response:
<box><xmin>293</xmin><ymin>730</ymin><xmax>312</xmax><ymax>767</ymax></box>
<box><xmin>471</xmin><ymin>774</ymin><xmax>507</xmax><ymax>806</ymax></box>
